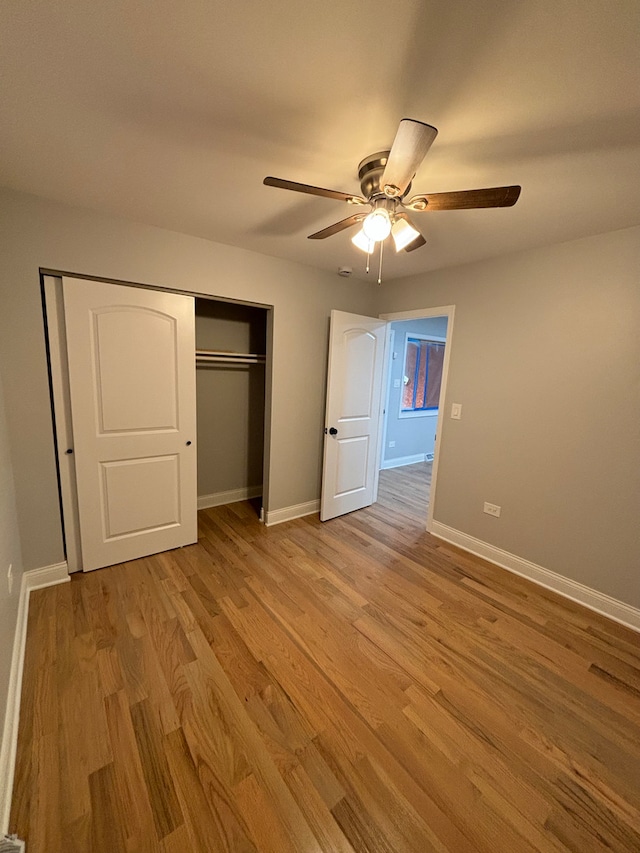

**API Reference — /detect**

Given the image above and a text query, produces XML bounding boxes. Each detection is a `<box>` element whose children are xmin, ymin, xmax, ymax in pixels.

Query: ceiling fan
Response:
<box><xmin>264</xmin><ymin>118</ymin><xmax>521</xmax><ymax>281</ymax></box>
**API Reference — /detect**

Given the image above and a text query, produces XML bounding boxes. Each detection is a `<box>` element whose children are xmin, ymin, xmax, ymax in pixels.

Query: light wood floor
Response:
<box><xmin>10</xmin><ymin>463</ymin><xmax>640</xmax><ymax>852</ymax></box>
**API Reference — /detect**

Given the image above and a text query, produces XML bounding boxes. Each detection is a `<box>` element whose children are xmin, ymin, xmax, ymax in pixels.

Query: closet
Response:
<box><xmin>194</xmin><ymin>297</ymin><xmax>267</xmax><ymax>512</ymax></box>
<box><xmin>44</xmin><ymin>275</ymin><xmax>270</xmax><ymax>573</ymax></box>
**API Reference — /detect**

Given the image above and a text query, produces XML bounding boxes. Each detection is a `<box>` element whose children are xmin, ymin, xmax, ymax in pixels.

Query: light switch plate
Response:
<box><xmin>451</xmin><ymin>403</ymin><xmax>462</xmax><ymax>419</ymax></box>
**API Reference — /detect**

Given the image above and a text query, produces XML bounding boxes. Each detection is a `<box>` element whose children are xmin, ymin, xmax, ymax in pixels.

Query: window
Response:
<box><xmin>401</xmin><ymin>335</ymin><xmax>445</xmax><ymax>416</ymax></box>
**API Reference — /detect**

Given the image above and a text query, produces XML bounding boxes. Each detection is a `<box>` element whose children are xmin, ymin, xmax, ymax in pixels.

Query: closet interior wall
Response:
<box><xmin>195</xmin><ymin>298</ymin><xmax>266</xmax><ymax>511</ymax></box>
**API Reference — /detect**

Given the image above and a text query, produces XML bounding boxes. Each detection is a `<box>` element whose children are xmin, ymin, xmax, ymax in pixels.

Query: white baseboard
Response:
<box><xmin>197</xmin><ymin>486</ymin><xmax>262</xmax><ymax>510</ymax></box>
<box><xmin>0</xmin><ymin>562</ymin><xmax>69</xmax><ymax>834</ymax></box>
<box><xmin>429</xmin><ymin>521</ymin><xmax>640</xmax><ymax>633</ymax></box>
<box><xmin>381</xmin><ymin>453</ymin><xmax>428</xmax><ymax>470</ymax></box>
<box><xmin>264</xmin><ymin>500</ymin><xmax>320</xmax><ymax>527</ymax></box>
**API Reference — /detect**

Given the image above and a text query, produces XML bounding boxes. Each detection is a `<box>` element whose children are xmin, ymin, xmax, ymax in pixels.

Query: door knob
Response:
<box><xmin>329</xmin><ymin>427</ymin><xmax>338</xmax><ymax>436</ymax></box>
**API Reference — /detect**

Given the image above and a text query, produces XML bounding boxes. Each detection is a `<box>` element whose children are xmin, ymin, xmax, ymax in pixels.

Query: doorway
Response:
<box><xmin>379</xmin><ymin>306</ymin><xmax>455</xmax><ymax>531</ymax></box>
<box><xmin>320</xmin><ymin>306</ymin><xmax>454</xmax><ymax>530</ymax></box>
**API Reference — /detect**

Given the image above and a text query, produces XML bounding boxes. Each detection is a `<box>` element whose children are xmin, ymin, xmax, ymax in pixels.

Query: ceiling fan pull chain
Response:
<box><xmin>366</xmin><ymin>248</ymin><xmax>370</xmax><ymax>275</ymax></box>
<box><xmin>378</xmin><ymin>239</ymin><xmax>384</xmax><ymax>285</ymax></box>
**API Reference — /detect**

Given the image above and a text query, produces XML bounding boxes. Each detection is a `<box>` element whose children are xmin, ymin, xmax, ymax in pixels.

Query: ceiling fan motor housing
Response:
<box><xmin>357</xmin><ymin>151</ymin><xmax>412</xmax><ymax>202</ymax></box>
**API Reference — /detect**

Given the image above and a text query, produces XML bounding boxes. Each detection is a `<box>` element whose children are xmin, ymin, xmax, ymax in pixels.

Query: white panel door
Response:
<box><xmin>63</xmin><ymin>277</ymin><xmax>197</xmax><ymax>570</ymax></box>
<box><xmin>320</xmin><ymin>310</ymin><xmax>387</xmax><ymax>521</ymax></box>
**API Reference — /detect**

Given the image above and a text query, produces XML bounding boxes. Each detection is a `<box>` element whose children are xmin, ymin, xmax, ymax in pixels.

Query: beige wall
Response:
<box><xmin>0</xmin><ymin>370</ymin><xmax>23</xmax><ymax>751</ymax></box>
<box><xmin>0</xmin><ymin>188</ymin><xmax>373</xmax><ymax>571</ymax></box>
<box><xmin>375</xmin><ymin>226</ymin><xmax>640</xmax><ymax>608</ymax></box>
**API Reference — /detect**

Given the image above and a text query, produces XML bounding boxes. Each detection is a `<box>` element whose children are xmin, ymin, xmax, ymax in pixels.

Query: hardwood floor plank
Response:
<box><xmin>88</xmin><ymin>763</ymin><xmax>127</xmax><ymax>852</ymax></box>
<box><xmin>164</xmin><ymin>726</ymin><xmax>257</xmax><ymax>853</ymax></box>
<box><xmin>104</xmin><ymin>690</ymin><xmax>160</xmax><ymax>852</ymax></box>
<box><xmin>284</xmin><ymin>763</ymin><xmax>357</xmax><ymax>853</ymax></box>
<box><xmin>28</xmin><ymin>732</ymin><xmax>63</xmax><ymax>853</ymax></box>
<box><xmin>331</xmin><ymin>794</ymin><xmax>405</xmax><ymax>853</ymax></box>
<box><xmin>234</xmin><ymin>773</ymin><xmax>309</xmax><ymax>853</ymax></box>
<box><xmin>87</xmin><ymin>764</ymin><xmax>124</xmax><ymax>850</ymax></box>
<box><xmin>129</xmin><ymin>698</ymin><xmax>184</xmax><ymax>840</ymax></box>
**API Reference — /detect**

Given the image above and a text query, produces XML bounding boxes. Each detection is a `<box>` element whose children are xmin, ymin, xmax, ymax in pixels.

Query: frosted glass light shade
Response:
<box><xmin>351</xmin><ymin>229</ymin><xmax>375</xmax><ymax>253</ymax></box>
<box><xmin>362</xmin><ymin>209</ymin><xmax>392</xmax><ymax>241</ymax></box>
<box><xmin>391</xmin><ymin>218</ymin><xmax>421</xmax><ymax>251</ymax></box>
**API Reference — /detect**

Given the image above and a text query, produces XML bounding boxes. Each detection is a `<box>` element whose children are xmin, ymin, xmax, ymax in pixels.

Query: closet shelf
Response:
<box><xmin>195</xmin><ymin>348</ymin><xmax>266</xmax><ymax>365</ymax></box>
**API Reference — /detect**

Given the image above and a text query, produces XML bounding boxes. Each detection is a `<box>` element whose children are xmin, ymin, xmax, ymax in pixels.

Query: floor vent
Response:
<box><xmin>425</xmin><ymin>453</ymin><xmax>434</xmax><ymax>462</ymax></box>
<box><xmin>0</xmin><ymin>837</ymin><xmax>25</xmax><ymax>853</ymax></box>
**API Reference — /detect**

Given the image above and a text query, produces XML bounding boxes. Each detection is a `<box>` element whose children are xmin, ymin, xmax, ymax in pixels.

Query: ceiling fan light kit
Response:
<box><xmin>351</xmin><ymin>229</ymin><xmax>375</xmax><ymax>254</ymax></box>
<box><xmin>391</xmin><ymin>217</ymin><xmax>421</xmax><ymax>251</ymax></box>
<box><xmin>264</xmin><ymin>117</ymin><xmax>521</xmax><ymax>283</ymax></box>
<box><xmin>362</xmin><ymin>205</ymin><xmax>392</xmax><ymax>241</ymax></box>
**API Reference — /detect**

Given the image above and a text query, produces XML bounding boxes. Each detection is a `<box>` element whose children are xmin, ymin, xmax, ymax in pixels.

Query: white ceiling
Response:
<box><xmin>2</xmin><ymin>0</ymin><xmax>640</xmax><ymax>281</ymax></box>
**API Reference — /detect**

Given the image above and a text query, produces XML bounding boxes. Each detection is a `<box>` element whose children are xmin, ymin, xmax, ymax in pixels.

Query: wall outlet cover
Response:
<box><xmin>483</xmin><ymin>502</ymin><xmax>501</xmax><ymax>518</ymax></box>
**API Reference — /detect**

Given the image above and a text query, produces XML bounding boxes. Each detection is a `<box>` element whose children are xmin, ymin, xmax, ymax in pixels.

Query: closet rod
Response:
<box><xmin>196</xmin><ymin>354</ymin><xmax>265</xmax><ymax>366</ymax></box>
<box><xmin>196</xmin><ymin>357</ymin><xmax>262</xmax><ymax>365</ymax></box>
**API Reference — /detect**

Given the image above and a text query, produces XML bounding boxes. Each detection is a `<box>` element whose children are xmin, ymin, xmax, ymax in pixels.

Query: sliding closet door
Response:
<box><xmin>63</xmin><ymin>277</ymin><xmax>197</xmax><ymax>571</ymax></box>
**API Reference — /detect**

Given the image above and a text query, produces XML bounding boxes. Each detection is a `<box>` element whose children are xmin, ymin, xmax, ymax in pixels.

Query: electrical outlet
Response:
<box><xmin>393</xmin><ymin>378</ymin><xmax>401</xmax><ymax>388</ymax></box>
<box><xmin>7</xmin><ymin>563</ymin><xmax>13</xmax><ymax>596</ymax></box>
<box><xmin>483</xmin><ymin>502</ymin><xmax>501</xmax><ymax>518</ymax></box>
<box><xmin>388</xmin><ymin>440</ymin><xmax>396</xmax><ymax>448</ymax></box>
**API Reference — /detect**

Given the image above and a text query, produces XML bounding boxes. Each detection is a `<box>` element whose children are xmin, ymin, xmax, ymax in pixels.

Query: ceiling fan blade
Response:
<box><xmin>380</xmin><ymin>119</ymin><xmax>438</xmax><ymax>198</ymax></box>
<box><xmin>263</xmin><ymin>176</ymin><xmax>365</xmax><ymax>204</ymax></box>
<box><xmin>308</xmin><ymin>214</ymin><xmax>366</xmax><ymax>240</ymax></box>
<box><xmin>406</xmin><ymin>185</ymin><xmax>521</xmax><ymax>211</ymax></box>
<box><xmin>396</xmin><ymin>212</ymin><xmax>426</xmax><ymax>252</ymax></box>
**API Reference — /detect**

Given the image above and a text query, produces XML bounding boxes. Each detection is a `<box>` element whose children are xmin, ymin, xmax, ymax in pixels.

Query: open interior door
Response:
<box><xmin>63</xmin><ymin>277</ymin><xmax>197</xmax><ymax>570</ymax></box>
<box><xmin>320</xmin><ymin>310</ymin><xmax>387</xmax><ymax>521</ymax></box>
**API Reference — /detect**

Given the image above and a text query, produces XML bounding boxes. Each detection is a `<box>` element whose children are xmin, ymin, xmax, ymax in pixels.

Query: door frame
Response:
<box><xmin>43</xmin><ymin>273</ymin><xmax>274</xmax><ymax>571</ymax></box>
<box><xmin>378</xmin><ymin>305</ymin><xmax>455</xmax><ymax>532</ymax></box>
<box><xmin>378</xmin><ymin>326</ymin><xmax>395</xmax><ymax>471</ymax></box>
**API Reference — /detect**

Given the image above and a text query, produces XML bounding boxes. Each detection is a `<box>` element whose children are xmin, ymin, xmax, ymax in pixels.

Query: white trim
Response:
<box><xmin>374</xmin><ymin>326</ymin><xmax>393</xmax><ymax>498</ymax></box>
<box><xmin>398</xmin><ymin>408</ymin><xmax>439</xmax><ymax>420</ymax></box>
<box><xmin>23</xmin><ymin>561</ymin><xmax>70</xmax><ymax>592</ymax></box>
<box><xmin>43</xmin><ymin>275</ymin><xmax>82</xmax><ymax>573</ymax></box>
<box><xmin>430</xmin><ymin>522</ymin><xmax>640</xmax><ymax>633</ymax></box>
<box><xmin>379</xmin><ymin>327</ymin><xmax>394</xmax><ymax>470</ymax></box>
<box><xmin>379</xmin><ymin>306</ymin><xmax>455</xmax><ymax>321</ymax></box>
<box><xmin>378</xmin><ymin>305</ymin><xmax>456</xmax><ymax>535</ymax></box>
<box><xmin>197</xmin><ymin>486</ymin><xmax>262</xmax><ymax>510</ymax></box>
<box><xmin>264</xmin><ymin>500</ymin><xmax>320</xmax><ymax>527</ymax></box>
<box><xmin>0</xmin><ymin>563</ymin><xmax>69</xmax><ymax>833</ymax></box>
<box><xmin>380</xmin><ymin>453</ymin><xmax>428</xmax><ymax>470</ymax></box>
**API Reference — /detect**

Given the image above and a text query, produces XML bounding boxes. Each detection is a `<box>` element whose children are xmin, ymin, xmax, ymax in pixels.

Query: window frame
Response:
<box><xmin>398</xmin><ymin>332</ymin><xmax>446</xmax><ymax>419</ymax></box>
